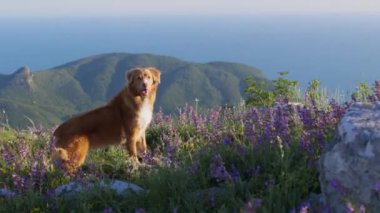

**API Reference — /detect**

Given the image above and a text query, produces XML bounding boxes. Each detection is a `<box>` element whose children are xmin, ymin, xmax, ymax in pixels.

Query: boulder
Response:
<box><xmin>54</xmin><ymin>181</ymin><xmax>84</xmax><ymax>197</ymax></box>
<box><xmin>0</xmin><ymin>188</ymin><xmax>15</xmax><ymax>197</ymax></box>
<box><xmin>99</xmin><ymin>180</ymin><xmax>144</xmax><ymax>194</ymax></box>
<box><xmin>319</xmin><ymin>102</ymin><xmax>380</xmax><ymax>212</ymax></box>
<box><xmin>54</xmin><ymin>179</ymin><xmax>144</xmax><ymax>197</ymax></box>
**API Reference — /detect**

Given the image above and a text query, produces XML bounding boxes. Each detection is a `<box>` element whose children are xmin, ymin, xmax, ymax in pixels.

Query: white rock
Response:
<box><xmin>99</xmin><ymin>180</ymin><xmax>144</xmax><ymax>194</ymax></box>
<box><xmin>54</xmin><ymin>182</ymin><xmax>83</xmax><ymax>197</ymax></box>
<box><xmin>0</xmin><ymin>188</ymin><xmax>15</xmax><ymax>197</ymax></box>
<box><xmin>54</xmin><ymin>179</ymin><xmax>144</xmax><ymax>197</ymax></box>
<box><xmin>319</xmin><ymin>102</ymin><xmax>380</xmax><ymax>212</ymax></box>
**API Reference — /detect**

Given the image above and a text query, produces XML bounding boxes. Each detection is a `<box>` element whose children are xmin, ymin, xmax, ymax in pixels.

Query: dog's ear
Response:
<box><xmin>149</xmin><ymin>67</ymin><xmax>161</xmax><ymax>84</ymax></box>
<box><xmin>126</xmin><ymin>68</ymin><xmax>139</xmax><ymax>84</ymax></box>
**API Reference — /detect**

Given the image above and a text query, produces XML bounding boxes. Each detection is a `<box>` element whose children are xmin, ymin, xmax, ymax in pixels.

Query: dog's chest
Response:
<box><xmin>137</xmin><ymin>102</ymin><xmax>152</xmax><ymax>130</ymax></box>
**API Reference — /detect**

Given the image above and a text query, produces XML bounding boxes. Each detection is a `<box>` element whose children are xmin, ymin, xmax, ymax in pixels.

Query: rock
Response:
<box><xmin>319</xmin><ymin>102</ymin><xmax>380</xmax><ymax>212</ymax></box>
<box><xmin>54</xmin><ymin>179</ymin><xmax>144</xmax><ymax>197</ymax></box>
<box><xmin>10</xmin><ymin>66</ymin><xmax>34</xmax><ymax>91</ymax></box>
<box><xmin>99</xmin><ymin>180</ymin><xmax>144</xmax><ymax>194</ymax></box>
<box><xmin>0</xmin><ymin>188</ymin><xmax>15</xmax><ymax>197</ymax></box>
<box><xmin>54</xmin><ymin>181</ymin><xmax>84</xmax><ymax>197</ymax></box>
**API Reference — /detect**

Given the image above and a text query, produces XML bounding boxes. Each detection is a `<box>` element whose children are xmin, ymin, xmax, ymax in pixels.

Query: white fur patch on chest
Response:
<box><xmin>137</xmin><ymin>101</ymin><xmax>152</xmax><ymax>131</ymax></box>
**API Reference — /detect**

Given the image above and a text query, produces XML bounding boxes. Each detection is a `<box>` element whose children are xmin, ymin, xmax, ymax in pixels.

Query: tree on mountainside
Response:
<box><xmin>244</xmin><ymin>76</ymin><xmax>275</xmax><ymax>107</ymax></box>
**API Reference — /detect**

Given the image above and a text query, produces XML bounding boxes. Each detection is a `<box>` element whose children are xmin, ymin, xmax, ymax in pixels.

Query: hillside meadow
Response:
<box><xmin>0</xmin><ymin>76</ymin><xmax>378</xmax><ymax>212</ymax></box>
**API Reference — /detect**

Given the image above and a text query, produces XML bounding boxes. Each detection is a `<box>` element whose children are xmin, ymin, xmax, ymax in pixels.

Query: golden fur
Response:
<box><xmin>53</xmin><ymin>67</ymin><xmax>161</xmax><ymax>172</ymax></box>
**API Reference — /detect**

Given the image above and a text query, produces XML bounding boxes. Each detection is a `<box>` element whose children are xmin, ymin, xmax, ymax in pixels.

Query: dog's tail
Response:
<box><xmin>52</xmin><ymin>135</ymin><xmax>90</xmax><ymax>174</ymax></box>
<box><xmin>52</xmin><ymin>135</ymin><xmax>68</xmax><ymax>162</ymax></box>
<box><xmin>54</xmin><ymin>147</ymin><xmax>78</xmax><ymax>174</ymax></box>
<box><xmin>54</xmin><ymin>147</ymin><xmax>69</xmax><ymax>161</ymax></box>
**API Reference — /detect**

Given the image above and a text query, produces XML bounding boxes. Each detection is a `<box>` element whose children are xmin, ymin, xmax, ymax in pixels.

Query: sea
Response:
<box><xmin>0</xmin><ymin>15</ymin><xmax>379</xmax><ymax>94</ymax></box>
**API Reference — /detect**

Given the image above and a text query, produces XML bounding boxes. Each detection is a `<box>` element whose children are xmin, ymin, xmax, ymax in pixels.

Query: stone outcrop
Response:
<box><xmin>319</xmin><ymin>102</ymin><xmax>380</xmax><ymax>212</ymax></box>
<box><xmin>10</xmin><ymin>66</ymin><xmax>34</xmax><ymax>91</ymax></box>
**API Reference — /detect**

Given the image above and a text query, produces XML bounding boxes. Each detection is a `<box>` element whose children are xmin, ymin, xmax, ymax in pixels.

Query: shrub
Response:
<box><xmin>351</xmin><ymin>82</ymin><xmax>371</xmax><ymax>102</ymax></box>
<box><xmin>244</xmin><ymin>76</ymin><xmax>275</xmax><ymax>107</ymax></box>
<box><xmin>273</xmin><ymin>72</ymin><xmax>300</xmax><ymax>102</ymax></box>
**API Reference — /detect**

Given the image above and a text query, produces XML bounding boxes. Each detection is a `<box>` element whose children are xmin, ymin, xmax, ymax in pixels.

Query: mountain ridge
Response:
<box><xmin>0</xmin><ymin>53</ymin><xmax>272</xmax><ymax>128</ymax></box>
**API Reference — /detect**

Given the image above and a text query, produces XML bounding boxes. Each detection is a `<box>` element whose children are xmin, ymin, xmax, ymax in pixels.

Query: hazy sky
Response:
<box><xmin>1</xmin><ymin>0</ymin><xmax>380</xmax><ymax>17</ymax></box>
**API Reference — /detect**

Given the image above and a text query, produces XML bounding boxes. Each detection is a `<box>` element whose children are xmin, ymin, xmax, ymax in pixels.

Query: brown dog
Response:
<box><xmin>53</xmin><ymin>67</ymin><xmax>161</xmax><ymax>172</ymax></box>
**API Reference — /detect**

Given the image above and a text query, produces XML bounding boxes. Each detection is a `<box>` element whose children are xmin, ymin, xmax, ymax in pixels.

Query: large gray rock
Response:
<box><xmin>54</xmin><ymin>182</ymin><xmax>84</xmax><ymax>197</ymax></box>
<box><xmin>0</xmin><ymin>188</ymin><xmax>15</xmax><ymax>197</ymax></box>
<box><xmin>319</xmin><ymin>102</ymin><xmax>380</xmax><ymax>212</ymax></box>
<box><xmin>99</xmin><ymin>180</ymin><xmax>144</xmax><ymax>194</ymax></box>
<box><xmin>54</xmin><ymin>179</ymin><xmax>144</xmax><ymax>197</ymax></box>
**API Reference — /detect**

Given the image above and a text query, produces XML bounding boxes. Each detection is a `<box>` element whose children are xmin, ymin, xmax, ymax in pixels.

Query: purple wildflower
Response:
<box><xmin>135</xmin><ymin>208</ymin><xmax>146</xmax><ymax>213</ymax></box>
<box><xmin>273</xmin><ymin>105</ymin><xmax>290</xmax><ymax>146</ymax></box>
<box><xmin>208</xmin><ymin>193</ymin><xmax>216</xmax><ymax>207</ymax></box>
<box><xmin>223</xmin><ymin>138</ymin><xmax>232</xmax><ymax>145</ymax></box>
<box><xmin>242</xmin><ymin>198</ymin><xmax>262</xmax><ymax>213</ymax></box>
<box><xmin>245</xmin><ymin>165</ymin><xmax>262</xmax><ymax>177</ymax></box>
<box><xmin>162</xmin><ymin>128</ymin><xmax>181</xmax><ymax>166</ymax></box>
<box><xmin>28</xmin><ymin>124</ymin><xmax>43</xmax><ymax>136</ymax></box>
<box><xmin>258</xmin><ymin>123</ymin><xmax>273</xmax><ymax>146</ymax></box>
<box><xmin>330</xmin><ymin>179</ymin><xmax>345</xmax><ymax>196</ymax></box>
<box><xmin>29</xmin><ymin>150</ymin><xmax>48</xmax><ymax>190</ymax></box>
<box><xmin>209</xmin><ymin>154</ymin><xmax>231</xmax><ymax>184</ymax></box>
<box><xmin>244</xmin><ymin>108</ymin><xmax>260</xmax><ymax>144</ymax></box>
<box><xmin>264</xmin><ymin>179</ymin><xmax>275</xmax><ymax>188</ymax></box>
<box><xmin>1</xmin><ymin>144</ymin><xmax>15</xmax><ymax>166</ymax></box>
<box><xmin>103</xmin><ymin>207</ymin><xmax>113</xmax><ymax>213</ymax></box>
<box><xmin>229</xmin><ymin>164</ymin><xmax>240</xmax><ymax>183</ymax></box>
<box><xmin>17</xmin><ymin>140</ymin><xmax>28</xmax><ymax>159</ymax></box>
<box><xmin>141</xmin><ymin>152</ymin><xmax>156</xmax><ymax>165</ymax></box>
<box><xmin>299</xmin><ymin>106</ymin><xmax>313</xmax><ymax>130</ymax></box>
<box><xmin>177</xmin><ymin>106</ymin><xmax>187</xmax><ymax>125</ymax></box>
<box><xmin>373</xmin><ymin>181</ymin><xmax>380</xmax><ymax>192</ymax></box>
<box><xmin>208</xmin><ymin>107</ymin><xmax>221</xmax><ymax>130</ymax></box>
<box><xmin>187</xmin><ymin>160</ymin><xmax>200</xmax><ymax>175</ymax></box>
<box><xmin>346</xmin><ymin>202</ymin><xmax>355</xmax><ymax>213</ymax></box>
<box><xmin>153</xmin><ymin>107</ymin><xmax>165</xmax><ymax>124</ymax></box>
<box><xmin>359</xmin><ymin>204</ymin><xmax>366</xmax><ymax>213</ymax></box>
<box><xmin>12</xmin><ymin>173</ymin><xmax>26</xmax><ymax>192</ymax></box>
<box><xmin>300</xmin><ymin>132</ymin><xmax>311</xmax><ymax>153</ymax></box>
<box><xmin>298</xmin><ymin>201</ymin><xmax>311</xmax><ymax>213</ymax></box>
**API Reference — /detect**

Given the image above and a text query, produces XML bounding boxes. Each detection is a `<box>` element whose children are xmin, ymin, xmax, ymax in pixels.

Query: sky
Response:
<box><xmin>0</xmin><ymin>0</ymin><xmax>380</xmax><ymax>17</ymax></box>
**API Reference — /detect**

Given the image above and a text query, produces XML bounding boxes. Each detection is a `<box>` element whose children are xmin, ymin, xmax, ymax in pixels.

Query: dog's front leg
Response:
<box><xmin>138</xmin><ymin>132</ymin><xmax>147</xmax><ymax>155</ymax></box>
<box><xmin>127</xmin><ymin>131</ymin><xmax>140</xmax><ymax>163</ymax></box>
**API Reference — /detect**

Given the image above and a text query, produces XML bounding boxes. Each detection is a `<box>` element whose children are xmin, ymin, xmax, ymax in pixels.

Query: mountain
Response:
<box><xmin>0</xmin><ymin>53</ymin><xmax>271</xmax><ymax>128</ymax></box>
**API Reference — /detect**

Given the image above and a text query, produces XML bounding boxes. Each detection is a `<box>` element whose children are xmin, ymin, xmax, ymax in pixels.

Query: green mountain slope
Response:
<box><xmin>0</xmin><ymin>53</ymin><xmax>272</xmax><ymax>128</ymax></box>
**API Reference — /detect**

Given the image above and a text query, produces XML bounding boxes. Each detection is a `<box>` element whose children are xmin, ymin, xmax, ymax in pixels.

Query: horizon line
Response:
<box><xmin>1</xmin><ymin>11</ymin><xmax>380</xmax><ymax>19</ymax></box>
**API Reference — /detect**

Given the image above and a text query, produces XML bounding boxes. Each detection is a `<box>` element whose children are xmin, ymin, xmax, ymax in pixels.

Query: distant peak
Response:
<box><xmin>13</xmin><ymin>66</ymin><xmax>31</xmax><ymax>76</ymax></box>
<box><xmin>10</xmin><ymin>66</ymin><xmax>34</xmax><ymax>91</ymax></box>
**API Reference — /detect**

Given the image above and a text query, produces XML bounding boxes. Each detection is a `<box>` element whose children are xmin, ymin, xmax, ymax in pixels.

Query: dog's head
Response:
<box><xmin>126</xmin><ymin>67</ymin><xmax>161</xmax><ymax>97</ymax></box>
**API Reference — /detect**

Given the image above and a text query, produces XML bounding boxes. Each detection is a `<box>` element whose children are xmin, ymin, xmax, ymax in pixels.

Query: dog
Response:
<box><xmin>53</xmin><ymin>67</ymin><xmax>161</xmax><ymax>172</ymax></box>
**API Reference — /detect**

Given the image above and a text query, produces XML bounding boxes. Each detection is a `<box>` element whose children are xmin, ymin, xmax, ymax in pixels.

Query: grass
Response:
<box><xmin>0</xmin><ymin>97</ymin><xmax>348</xmax><ymax>212</ymax></box>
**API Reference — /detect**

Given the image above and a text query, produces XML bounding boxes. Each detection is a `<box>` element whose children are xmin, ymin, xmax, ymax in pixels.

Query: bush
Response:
<box><xmin>244</xmin><ymin>76</ymin><xmax>275</xmax><ymax>107</ymax></box>
<box><xmin>351</xmin><ymin>82</ymin><xmax>371</xmax><ymax>102</ymax></box>
<box><xmin>273</xmin><ymin>72</ymin><xmax>300</xmax><ymax>102</ymax></box>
